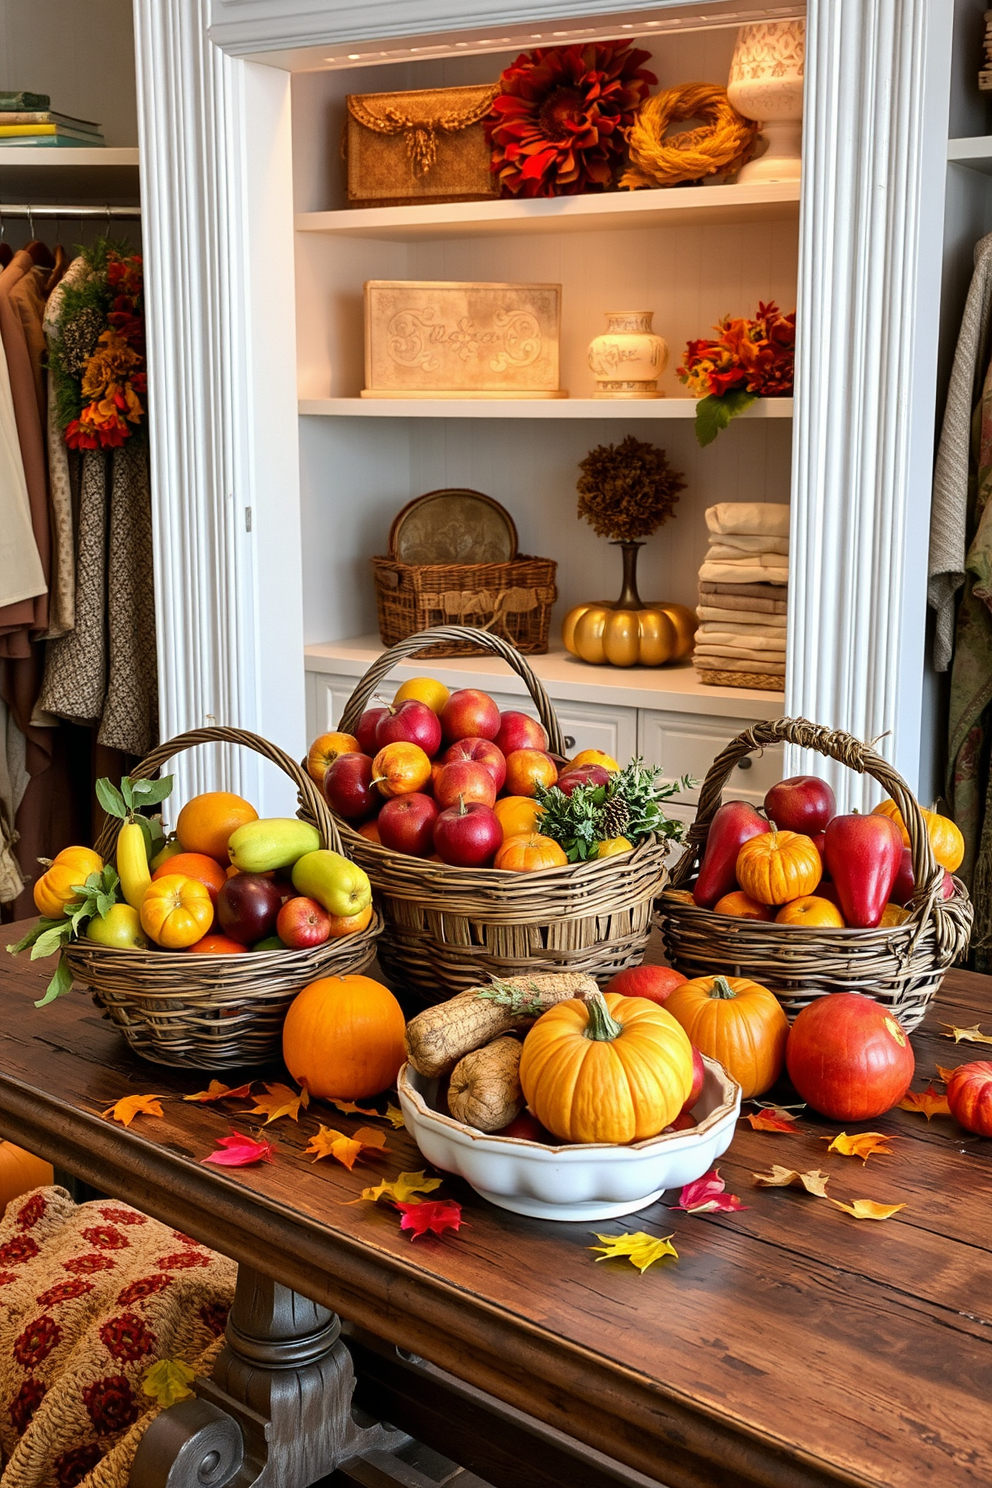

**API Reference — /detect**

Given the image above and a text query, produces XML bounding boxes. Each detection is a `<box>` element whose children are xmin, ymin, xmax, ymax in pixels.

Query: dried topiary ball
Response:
<box><xmin>576</xmin><ymin>435</ymin><xmax>686</xmax><ymax>541</ymax></box>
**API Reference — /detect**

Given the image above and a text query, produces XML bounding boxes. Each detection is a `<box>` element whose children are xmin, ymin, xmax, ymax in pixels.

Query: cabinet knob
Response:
<box><xmin>564</xmin><ymin>735</ymin><xmax>576</xmax><ymax>750</ymax></box>
<box><xmin>737</xmin><ymin>758</ymin><xmax>752</xmax><ymax>771</ymax></box>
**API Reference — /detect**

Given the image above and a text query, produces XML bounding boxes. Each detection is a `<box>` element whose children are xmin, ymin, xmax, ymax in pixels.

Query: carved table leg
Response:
<box><xmin>130</xmin><ymin>1265</ymin><xmax>406</xmax><ymax>1488</ymax></box>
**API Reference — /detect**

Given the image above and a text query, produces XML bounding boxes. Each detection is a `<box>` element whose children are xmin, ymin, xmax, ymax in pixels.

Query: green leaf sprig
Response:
<box><xmin>535</xmin><ymin>759</ymin><xmax>694</xmax><ymax>863</ymax></box>
<box><xmin>97</xmin><ymin>773</ymin><xmax>173</xmax><ymax>858</ymax></box>
<box><xmin>8</xmin><ymin>865</ymin><xmax>124</xmax><ymax>1006</ymax></box>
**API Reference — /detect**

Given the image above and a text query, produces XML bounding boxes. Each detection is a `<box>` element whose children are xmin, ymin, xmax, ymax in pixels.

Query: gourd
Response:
<box><xmin>283</xmin><ymin>974</ymin><xmax>406</xmax><ymax>1099</ymax></box>
<box><xmin>871</xmin><ymin>799</ymin><xmax>965</xmax><ymax>873</ymax></box>
<box><xmin>493</xmin><ymin>833</ymin><xmax>568</xmax><ymax>872</ymax></box>
<box><xmin>0</xmin><ymin>1140</ymin><xmax>53</xmax><ymax>1216</ymax></box>
<box><xmin>518</xmin><ymin>990</ymin><xmax>694</xmax><ymax>1143</ymax></box>
<box><xmin>139</xmin><ymin>873</ymin><xmax>214</xmax><ymax>948</ymax></box>
<box><xmin>945</xmin><ymin>1061</ymin><xmax>992</xmax><ymax>1138</ymax></box>
<box><xmin>736</xmin><ymin>829</ymin><xmax>821</xmax><ymax>906</ymax></box>
<box><xmin>33</xmin><ymin>846</ymin><xmax>104</xmax><ymax>919</ymax></box>
<box><xmin>785</xmin><ymin>992</ymin><xmax>914</xmax><ymax>1120</ymax></box>
<box><xmin>405</xmin><ymin>972</ymin><xmax>598</xmax><ymax>1079</ymax></box>
<box><xmin>447</xmin><ymin>1038</ymin><xmax>524</xmax><ymax>1132</ymax></box>
<box><xmin>562</xmin><ymin>539</ymin><xmax>697</xmax><ymax>668</ymax></box>
<box><xmin>664</xmin><ymin>975</ymin><xmax>789</xmax><ymax>1100</ymax></box>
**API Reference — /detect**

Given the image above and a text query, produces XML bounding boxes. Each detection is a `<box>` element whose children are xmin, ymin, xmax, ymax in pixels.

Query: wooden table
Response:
<box><xmin>1</xmin><ymin>924</ymin><xmax>991</xmax><ymax>1488</ymax></box>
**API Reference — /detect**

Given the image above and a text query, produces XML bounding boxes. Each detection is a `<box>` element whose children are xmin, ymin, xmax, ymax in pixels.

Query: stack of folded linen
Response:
<box><xmin>693</xmin><ymin>502</ymin><xmax>789</xmax><ymax>690</ymax></box>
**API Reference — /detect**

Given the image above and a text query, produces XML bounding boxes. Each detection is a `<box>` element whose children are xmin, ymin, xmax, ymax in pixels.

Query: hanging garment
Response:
<box><xmin>41</xmin><ymin>252</ymin><xmax>88</xmax><ymax>639</ymax></box>
<box><xmin>930</xmin><ymin>231</ymin><xmax>992</xmax><ymax>672</ymax></box>
<box><xmin>0</xmin><ymin>298</ymin><xmax>44</xmax><ymax>611</ymax></box>
<box><xmin>0</xmin><ymin>696</ymin><xmax>27</xmax><ymax>904</ymax></box>
<box><xmin>38</xmin><ymin>449</ymin><xmax>108</xmax><ymax>727</ymax></box>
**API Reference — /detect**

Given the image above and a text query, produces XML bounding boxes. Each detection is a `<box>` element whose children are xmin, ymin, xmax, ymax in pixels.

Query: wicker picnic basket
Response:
<box><xmin>66</xmin><ymin>727</ymin><xmax>382</xmax><ymax>1071</ymax></box>
<box><xmin>655</xmin><ymin>717</ymin><xmax>973</xmax><ymax>1032</ymax></box>
<box><xmin>318</xmin><ymin>626</ymin><xmax>671</xmax><ymax>1002</ymax></box>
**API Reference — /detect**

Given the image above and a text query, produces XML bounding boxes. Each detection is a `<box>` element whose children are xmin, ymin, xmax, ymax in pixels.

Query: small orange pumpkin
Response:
<box><xmin>713</xmin><ymin>890</ymin><xmax>774</xmax><ymax>921</ymax></box>
<box><xmin>282</xmin><ymin>974</ymin><xmax>406</xmax><ymax>1099</ymax></box>
<box><xmin>775</xmin><ymin>895</ymin><xmax>845</xmax><ymax>928</ymax></box>
<box><xmin>664</xmin><ymin>975</ymin><xmax>789</xmax><ymax>1099</ymax></box>
<box><xmin>33</xmin><ymin>846</ymin><xmax>104</xmax><ymax>919</ymax></box>
<box><xmin>0</xmin><ymin>1141</ymin><xmax>54</xmax><ymax>1216</ymax></box>
<box><xmin>494</xmin><ymin>832</ymin><xmax>568</xmax><ymax>872</ymax></box>
<box><xmin>736</xmin><ymin>829</ymin><xmax>821</xmax><ymax>906</ymax></box>
<box><xmin>139</xmin><ymin>874</ymin><xmax>214</xmax><ymax>949</ymax></box>
<box><xmin>519</xmin><ymin>991</ymin><xmax>693</xmax><ymax>1143</ymax></box>
<box><xmin>879</xmin><ymin>902</ymin><xmax>911</xmax><ymax>927</ymax></box>
<box><xmin>871</xmin><ymin>799</ymin><xmax>965</xmax><ymax>873</ymax></box>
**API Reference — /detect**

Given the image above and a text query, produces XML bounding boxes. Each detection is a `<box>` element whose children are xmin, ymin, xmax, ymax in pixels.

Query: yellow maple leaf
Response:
<box><xmin>237</xmin><ymin>1082</ymin><xmax>309</xmax><ymax>1125</ymax></box>
<box><xmin>328</xmin><ymin>1097</ymin><xmax>378</xmax><ymax>1117</ymax></box>
<box><xmin>384</xmin><ymin>1103</ymin><xmax>406</xmax><ymax>1129</ymax></box>
<box><xmin>939</xmin><ymin>1022</ymin><xmax>992</xmax><ymax>1046</ymax></box>
<box><xmin>183</xmin><ymin>1080</ymin><xmax>253</xmax><ymax>1103</ymax></box>
<box><xmin>897</xmin><ymin>1087</ymin><xmax>952</xmax><ymax>1119</ymax></box>
<box><xmin>102</xmin><ymin>1094</ymin><xmax>165</xmax><ymax>1128</ymax></box>
<box><xmin>935</xmin><ymin>1065</ymin><xmax>958</xmax><ymax>1083</ymax></box>
<box><xmin>589</xmin><ymin>1231</ymin><xmax>678</xmax><ymax>1273</ymax></box>
<box><xmin>828</xmin><ymin>1198</ymin><xmax>905</xmax><ymax>1221</ymax></box>
<box><xmin>823</xmin><ymin>1132</ymin><xmax>896</xmax><ymax>1163</ymax></box>
<box><xmin>351</xmin><ymin>1170</ymin><xmax>442</xmax><ymax>1205</ymax></box>
<box><xmin>305</xmin><ymin>1124</ymin><xmax>389</xmax><ymax>1170</ymax></box>
<box><xmin>141</xmin><ymin>1358</ymin><xmax>195</xmax><ymax>1407</ymax></box>
<box><xmin>752</xmin><ymin>1165</ymin><xmax>831</xmax><ymax>1197</ymax></box>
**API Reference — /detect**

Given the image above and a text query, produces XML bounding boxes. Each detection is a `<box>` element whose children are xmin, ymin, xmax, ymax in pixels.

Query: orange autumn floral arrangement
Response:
<box><xmin>65</xmin><ymin>252</ymin><xmax>146</xmax><ymax>450</ymax></box>
<box><xmin>677</xmin><ymin>300</ymin><xmax>796</xmax><ymax>447</ymax></box>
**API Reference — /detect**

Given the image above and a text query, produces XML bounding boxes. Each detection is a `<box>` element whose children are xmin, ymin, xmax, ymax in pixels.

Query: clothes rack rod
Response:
<box><xmin>0</xmin><ymin>204</ymin><xmax>140</xmax><ymax>219</ymax></box>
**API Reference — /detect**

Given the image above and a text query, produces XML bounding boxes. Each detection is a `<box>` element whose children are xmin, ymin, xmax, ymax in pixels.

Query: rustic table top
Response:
<box><xmin>1</xmin><ymin>924</ymin><xmax>990</xmax><ymax>1488</ymax></box>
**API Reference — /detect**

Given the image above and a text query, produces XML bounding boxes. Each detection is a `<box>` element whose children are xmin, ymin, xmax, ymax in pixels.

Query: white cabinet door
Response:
<box><xmin>638</xmin><ymin>711</ymin><xmax>783</xmax><ymax>810</ymax></box>
<box><xmin>550</xmin><ymin>698</ymin><xmax>638</xmax><ymax>761</ymax></box>
<box><xmin>306</xmin><ymin>672</ymin><xmax>362</xmax><ymax>741</ymax></box>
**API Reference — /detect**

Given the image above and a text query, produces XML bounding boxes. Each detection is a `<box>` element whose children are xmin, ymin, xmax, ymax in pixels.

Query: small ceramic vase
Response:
<box><xmin>587</xmin><ymin>312</ymin><xmax>668</xmax><ymax>399</ymax></box>
<box><xmin>727</xmin><ymin>19</ymin><xmax>805</xmax><ymax>184</ymax></box>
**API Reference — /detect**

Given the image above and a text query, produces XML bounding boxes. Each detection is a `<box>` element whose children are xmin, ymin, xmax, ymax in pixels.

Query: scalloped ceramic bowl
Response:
<box><xmin>397</xmin><ymin>1055</ymin><xmax>741</xmax><ymax>1222</ymax></box>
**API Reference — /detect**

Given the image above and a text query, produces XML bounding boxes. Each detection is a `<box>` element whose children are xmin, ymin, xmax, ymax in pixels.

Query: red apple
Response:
<box><xmin>440</xmin><ymin>689</ymin><xmax>501</xmax><ymax>744</ymax></box>
<box><xmin>375</xmin><ymin>699</ymin><xmax>442</xmax><ymax>757</ymax></box>
<box><xmin>216</xmin><ymin>873</ymin><xmax>284</xmax><ymax>945</ymax></box>
<box><xmin>556</xmin><ymin>764</ymin><xmax>612</xmax><ymax>797</ymax></box>
<box><xmin>276</xmin><ymin>896</ymin><xmax>331</xmax><ymax>948</ymax></box>
<box><xmin>666</xmin><ymin>1111</ymin><xmax>698</xmax><ymax>1132</ymax></box>
<box><xmin>433</xmin><ymin>798</ymin><xmax>503</xmax><ymax>867</ymax></box>
<box><xmin>504</xmin><ymin>749</ymin><xmax>558</xmax><ymax>797</ymax></box>
<box><xmin>435</xmin><ymin>761</ymin><xmax>497</xmax><ymax>810</ymax></box>
<box><xmin>603</xmin><ymin>965</ymin><xmax>687</xmax><ymax>1005</ymax></box>
<box><xmin>323</xmin><ymin>752</ymin><xmax>378</xmax><ymax>821</ymax></box>
<box><xmin>495</xmin><ymin>1110</ymin><xmax>557</xmax><ymax>1142</ymax></box>
<box><xmin>764</xmin><ymin>775</ymin><xmax>837</xmax><ymax>836</ymax></box>
<box><xmin>355</xmin><ymin>706</ymin><xmax>388</xmax><ymax>755</ymax></box>
<box><xmin>442</xmin><ymin>737</ymin><xmax>507</xmax><ymax>791</ymax></box>
<box><xmin>494</xmin><ymin>710</ymin><xmax>549</xmax><ymax>756</ymax></box>
<box><xmin>681</xmin><ymin>1046</ymin><xmax>706</xmax><ymax>1114</ymax></box>
<box><xmin>809</xmin><ymin>830</ymin><xmax>828</xmax><ymax>875</ymax></box>
<box><xmin>890</xmin><ymin>847</ymin><xmax>954</xmax><ymax>906</ymax></box>
<box><xmin>377</xmin><ymin>793</ymin><xmax>439</xmax><ymax>857</ymax></box>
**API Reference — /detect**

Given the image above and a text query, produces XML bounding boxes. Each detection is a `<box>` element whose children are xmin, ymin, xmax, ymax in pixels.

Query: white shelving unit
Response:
<box><xmin>299</xmin><ymin>396</ymin><xmax>794</xmax><ymax>419</ymax></box>
<box><xmin>947</xmin><ymin>135</ymin><xmax>992</xmax><ymax>174</ymax></box>
<box><xmin>0</xmin><ymin>146</ymin><xmax>140</xmax><ymax>201</ymax></box>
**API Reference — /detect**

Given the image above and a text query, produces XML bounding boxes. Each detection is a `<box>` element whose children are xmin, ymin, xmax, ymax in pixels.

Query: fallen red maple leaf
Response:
<box><xmin>201</xmin><ymin>1130</ymin><xmax>275</xmax><ymax>1167</ymax></box>
<box><xmin>183</xmin><ymin>1081</ymin><xmax>253</xmax><ymax>1104</ymax></box>
<box><xmin>671</xmin><ymin>1168</ymin><xmax>747</xmax><ymax>1214</ymax></box>
<box><xmin>745</xmin><ymin>1110</ymin><xmax>799</xmax><ymax>1133</ymax></box>
<box><xmin>396</xmin><ymin>1199</ymin><xmax>465</xmax><ymax>1239</ymax></box>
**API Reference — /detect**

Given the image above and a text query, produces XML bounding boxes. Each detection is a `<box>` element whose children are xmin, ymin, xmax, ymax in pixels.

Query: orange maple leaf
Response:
<box><xmin>823</xmin><ymin>1132</ymin><xmax>896</xmax><ymax>1163</ymax></box>
<box><xmin>328</xmin><ymin>1097</ymin><xmax>379</xmax><ymax>1117</ymax></box>
<box><xmin>827</xmin><ymin>1198</ymin><xmax>905</xmax><ymax>1221</ymax></box>
<box><xmin>183</xmin><ymin>1080</ymin><xmax>253</xmax><ymax>1104</ymax></box>
<box><xmin>897</xmin><ymin>1087</ymin><xmax>952</xmax><ymax>1119</ymax></box>
<box><xmin>237</xmin><ymin>1082</ymin><xmax>309</xmax><ymax>1125</ymax></box>
<box><xmin>102</xmin><ymin>1094</ymin><xmax>165</xmax><ymax>1128</ymax></box>
<box><xmin>746</xmin><ymin>1110</ymin><xmax>799</xmax><ymax>1132</ymax></box>
<box><xmin>305</xmin><ymin>1124</ymin><xmax>389</xmax><ymax>1170</ymax></box>
<box><xmin>935</xmin><ymin>1065</ymin><xmax>958</xmax><ymax>1084</ymax></box>
<box><xmin>752</xmin><ymin>1165</ymin><xmax>830</xmax><ymax>1196</ymax></box>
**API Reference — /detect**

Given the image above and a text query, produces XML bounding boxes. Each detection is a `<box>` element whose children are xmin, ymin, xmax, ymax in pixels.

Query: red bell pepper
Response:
<box><xmin>693</xmin><ymin>801</ymin><xmax>770</xmax><ymax>908</ymax></box>
<box><xmin>823</xmin><ymin>814</ymin><xmax>903</xmax><ymax>928</ymax></box>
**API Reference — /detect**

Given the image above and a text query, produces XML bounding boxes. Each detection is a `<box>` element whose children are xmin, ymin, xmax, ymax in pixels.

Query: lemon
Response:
<box><xmin>85</xmin><ymin>903</ymin><xmax>148</xmax><ymax>949</ymax></box>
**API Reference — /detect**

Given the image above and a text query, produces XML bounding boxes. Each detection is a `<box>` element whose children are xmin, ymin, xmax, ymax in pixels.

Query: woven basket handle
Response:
<box><xmin>671</xmin><ymin>715</ymin><xmax>944</xmax><ymax>904</ymax></box>
<box><xmin>92</xmin><ymin>726</ymin><xmax>341</xmax><ymax>861</ymax></box>
<box><xmin>337</xmin><ymin>627</ymin><xmax>567</xmax><ymax>755</ymax></box>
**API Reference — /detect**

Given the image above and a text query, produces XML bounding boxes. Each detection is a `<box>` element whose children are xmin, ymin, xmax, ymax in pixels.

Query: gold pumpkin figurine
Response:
<box><xmin>563</xmin><ymin>541</ymin><xmax>697</xmax><ymax>667</ymax></box>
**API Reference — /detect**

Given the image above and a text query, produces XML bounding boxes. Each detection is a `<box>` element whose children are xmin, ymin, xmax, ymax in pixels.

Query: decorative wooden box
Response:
<box><xmin>345</xmin><ymin>84</ymin><xmax>500</xmax><ymax>207</ymax></box>
<box><xmin>362</xmin><ymin>281</ymin><xmax>566</xmax><ymax>398</ymax></box>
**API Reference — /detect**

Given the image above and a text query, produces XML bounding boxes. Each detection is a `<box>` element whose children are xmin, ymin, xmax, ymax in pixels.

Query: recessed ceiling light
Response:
<box><xmin>347</xmin><ymin>53</ymin><xmax>361</xmax><ymax>59</ymax></box>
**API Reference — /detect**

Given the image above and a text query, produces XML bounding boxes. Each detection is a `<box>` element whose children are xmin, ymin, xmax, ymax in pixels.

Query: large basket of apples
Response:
<box><xmin>15</xmin><ymin>727</ymin><xmax>382</xmax><ymax>1070</ymax></box>
<box><xmin>309</xmin><ymin>627</ymin><xmax>686</xmax><ymax>1003</ymax></box>
<box><xmin>655</xmin><ymin>717</ymin><xmax>973</xmax><ymax>1031</ymax></box>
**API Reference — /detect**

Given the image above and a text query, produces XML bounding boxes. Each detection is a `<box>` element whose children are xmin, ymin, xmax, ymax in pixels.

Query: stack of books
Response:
<box><xmin>0</xmin><ymin>91</ymin><xmax>104</xmax><ymax>148</ymax></box>
<box><xmin>982</xmin><ymin>11</ymin><xmax>992</xmax><ymax>91</ymax></box>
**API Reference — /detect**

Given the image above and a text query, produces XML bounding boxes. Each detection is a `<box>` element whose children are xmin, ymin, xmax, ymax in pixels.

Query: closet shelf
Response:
<box><xmin>295</xmin><ymin>180</ymin><xmax>801</xmax><ymax>242</ymax></box>
<box><xmin>299</xmin><ymin>396</ymin><xmax>794</xmax><ymax>420</ymax></box>
<box><xmin>0</xmin><ymin>148</ymin><xmax>140</xmax><ymax>202</ymax></box>
<box><xmin>947</xmin><ymin>137</ymin><xmax>992</xmax><ymax>174</ymax></box>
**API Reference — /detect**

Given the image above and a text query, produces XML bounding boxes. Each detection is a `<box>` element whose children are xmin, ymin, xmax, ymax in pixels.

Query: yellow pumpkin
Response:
<box><xmin>664</xmin><ymin>975</ymin><xmax>789</xmax><ymax>1100</ymax></box>
<box><xmin>871</xmin><ymin>799</ymin><xmax>964</xmax><ymax>873</ymax></box>
<box><xmin>518</xmin><ymin>990</ymin><xmax>694</xmax><ymax>1143</ymax></box>
<box><xmin>736</xmin><ymin>829</ymin><xmax>821</xmax><ymax>906</ymax></box>
<box><xmin>139</xmin><ymin>874</ymin><xmax>214</xmax><ymax>948</ymax></box>
<box><xmin>0</xmin><ymin>1140</ymin><xmax>54</xmax><ymax>1216</ymax></box>
<box><xmin>562</xmin><ymin>601</ymin><xmax>697</xmax><ymax>668</ymax></box>
<box><xmin>33</xmin><ymin>846</ymin><xmax>104</xmax><ymax>919</ymax></box>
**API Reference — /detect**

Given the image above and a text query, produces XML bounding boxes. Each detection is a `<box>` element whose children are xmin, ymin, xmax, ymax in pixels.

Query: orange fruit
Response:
<box><xmin>152</xmin><ymin>852</ymin><xmax>228</xmax><ymax>904</ymax></box>
<box><xmin>775</xmin><ymin>895</ymin><xmax>845</xmax><ymax>928</ymax></box>
<box><xmin>713</xmin><ymin>891</ymin><xmax>774</xmax><ymax>921</ymax></box>
<box><xmin>567</xmin><ymin>749</ymin><xmax>620</xmax><ymax>773</ymax></box>
<box><xmin>357</xmin><ymin>821</ymin><xmax>382</xmax><ymax>843</ymax></box>
<box><xmin>187</xmin><ymin>933</ymin><xmax>249</xmax><ymax>954</ymax></box>
<box><xmin>326</xmin><ymin>902</ymin><xmax>374</xmax><ymax>938</ymax></box>
<box><xmin>393</xmin><ymin>676</ymin><xmax>450</xmax><ymax>714</ymax></box>
<box><xmin>176</xmin><ymin>792</ymin><xmax>258</xmax><ymax>862</ymax></box>
<box><xmin>494</xmin><ymin>795</ymin><xmax>545</xmax><ymax>838</ymax></box>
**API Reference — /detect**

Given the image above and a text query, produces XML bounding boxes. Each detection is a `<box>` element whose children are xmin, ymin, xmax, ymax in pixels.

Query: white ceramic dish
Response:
<box><xmin>397</xmin><ymin>1056</ymin><xmax>742</xmax><ymax>1222</ymax></box>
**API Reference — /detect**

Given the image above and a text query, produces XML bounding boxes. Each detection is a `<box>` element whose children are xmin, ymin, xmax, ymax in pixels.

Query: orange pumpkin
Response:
<box><xmin>139</xmin><ymin>874</ymin><xmax>215</xmax><ymax>948</ymax></box>
<box><xmin>736</xmin><ymin>830</ymin><xmax>821</xmax><ymax>906</ymax></box>
<box><xmin>493</xmin><ymin>796</ymin><xmax>545</xmax><ymax>838</ymax></box>
<box><xmin>519</xmin><ymin>991</ymin><xmax>693</xmax><ymax>1143</ymax></box>
<box><xmin>713</xmin><ymin>891</ymin><xmax>774</xmax><ymax>921</ymax></box>
<box><xmin>879</xmin><ymin>902</ymin><xmax>911</xmax><ymax>927</ymax></box>
<box><xmin>664</xmin><ymin>974</ymin><xmax>789</xmax><ymax>1099</ymax></box>
<box><xmin>871</xmin><ymin>799</ymin><xmax>965</xmax><ymax>873</ymax></box>
<box><xmin>0</xmin><ymin>1140</ymin><xmax>53</xmax><ymax>1216</ymax></box>
<box><xmin>494</xmin><ymin>832</ymin><xmax>568</xmax><ymax>872</ymax></box>
<box><xmin>33</xmin><ymin>846</ymin><xmax>104</xmax><ymax>919</ymax></box>
<box><xmin>775</xmin><ymin>895</ymin><xmax>845</xmax><ymax>928</ymax></box>
<box><xmin>282</xmin><ymin>974</ymin><xmax>406</xmax><ymax>1099</ymax></box>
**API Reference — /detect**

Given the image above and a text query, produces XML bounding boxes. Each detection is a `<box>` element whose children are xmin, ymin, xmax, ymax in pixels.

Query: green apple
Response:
<box><xmin>85</xmin><ymin>903</ymin><xmax>148</xmax><ymax>949</ymax></box>
<box><xmin>291</xmin><ymin>850</ymin><xmax>372</xmax><ymax>919</ymax></box>
<box><xmin>150</xmin><ymin>835</ymin><xmax>184</xmax><ymax>873</ymax></box>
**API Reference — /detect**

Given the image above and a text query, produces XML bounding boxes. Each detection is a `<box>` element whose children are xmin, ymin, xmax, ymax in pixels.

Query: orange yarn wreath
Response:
<box><xmin>621</xmin><ymin>83</ymin><xmax>758</xmax><ymax>189</ymax></box>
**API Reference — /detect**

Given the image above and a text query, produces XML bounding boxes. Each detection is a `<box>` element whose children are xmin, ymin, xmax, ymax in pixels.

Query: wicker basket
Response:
<box><xmin>66</xmin><ymin>727</ymin><xmax>382</xmax><ymax>1071</ymax></box>
<box><xmin>373</xmin><ymin>555</ymin><xmax>557</xmax><ymax>657</ymax></box>
<box><xmin>316</xmin><ymin>627</ymin><xmax>670</xmax><ymax>1002</ymax></box>
<box><xmin>655</xmin><ymin>717</ymin><xmax>973</xmax><ymax>1032</ymax></box>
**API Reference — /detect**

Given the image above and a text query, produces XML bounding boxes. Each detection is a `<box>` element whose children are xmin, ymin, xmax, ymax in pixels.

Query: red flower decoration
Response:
<box><xmin>0</xmin><ymin>1235</ymin><xmax>40</xmax><ymax>1265</ymax></box>
<box><xmin>63</xmin><ymin>1253</ymin><xmax>116</xmax><ymax>1275</ymax></box>
<box><xmin>171</xmin><ymin>1230</ymin><xmax>201</xmax><ymax>1247</ymax></box>
<box><xmin>9</xmin><ymin>1377</ymin><xmax>47</xmax><ymax>1435</ymax></box>
<box><xmin>99</xmin><ymin>1311</ymin><xmax>155</xmax><ymax>1362</ymax></box>
<box><xmin>81</xmin><ymin>1226</ymin><xmax>130</xmax><ymax>1251</ymax></box>
<box><xmin>98</xmin><ymin>1207</ymin><xmax>147</xmax><ymax>1226</ymax></box>
<box><xmin>677</xmin><ymin>301</ymin><xmax>796</xmax><ymax>399</ymax></box>
<box><xmin>116</xmin><ymin>1274</ymin><xmax>172</xmax><ymax>1307</ymax></box>
<box><xmin>56</xmin><ymin>1443</ymin><xmax>102</xmax><ymax>1486</ymax></box>
<box><xmin>156</xmin><ymin>1250</ymin><xmax>211</xmax><ymax>1271</ymax></box>
<box><xmin>16</xmin><ymin>1194</ymin><xmax>48</xmax><ymax>1230</ymax></box>
<box><xmin>13</xmin><ymin>1315</ymin><xmax>62</xmax><ymax>1368</ymax></box>
<box><xmin>36</xmin><ymin>1278</ymin><xmax>94</xmax><ymax>1307</ymax></box>
<box><xmin>486</xmin><ymin>41</ymin><xmax>656</xmax><ymax>198</ymax></box>
<box><xmin>0</xmin><ymin>1270</ymin><xmax>19</xmax><ymax>1287</ymax></box>
<box><xmin>82</xmin><ymin>1374</ymin><xmax>140</xmax><ymax>1435</ymax></box>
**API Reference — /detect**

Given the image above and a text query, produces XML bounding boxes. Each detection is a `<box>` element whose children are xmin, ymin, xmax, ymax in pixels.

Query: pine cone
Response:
<box><xmin>596</xmin><ymin>795</ymin><xmax>631</xmax><ymax>840</ymax></box>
